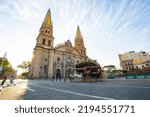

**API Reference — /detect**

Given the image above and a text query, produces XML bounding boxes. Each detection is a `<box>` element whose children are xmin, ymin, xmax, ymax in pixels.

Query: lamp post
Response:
<box><xmin>39</xmin><ymin>66</ymin><xmax>42</xmax><ymax>79</ymax></box>
<box><xmin>63</xmin><ymin>54</ymin><xmax>66</xmax><ymax>82</ymax></box>
<box><xmin>68</xmin><ymin>58</ymin><xmax>71</xmax><ymax>78</ymax></box>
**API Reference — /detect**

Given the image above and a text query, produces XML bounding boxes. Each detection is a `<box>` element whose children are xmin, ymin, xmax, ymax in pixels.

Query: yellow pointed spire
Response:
<box><xmin>76</xmin><ymin>25</ymin><xmax>82</xmax><ymax>39</ymax></box>
<box><xmin>42</xmin><ymin>9</ymin><xmax>52</xmax><ymax>27</ymax></box>
<box><xmin>75</xmin><ymin>25</ymin><xmax>83</xmax><ymax>42</ymax></box>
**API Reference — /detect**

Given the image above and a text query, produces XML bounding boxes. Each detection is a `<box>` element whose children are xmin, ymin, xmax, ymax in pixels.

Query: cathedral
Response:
<box><xmin>30</xmin><ymin>9</ymin><xmax>88</xmax><ymax>79</ymax></box>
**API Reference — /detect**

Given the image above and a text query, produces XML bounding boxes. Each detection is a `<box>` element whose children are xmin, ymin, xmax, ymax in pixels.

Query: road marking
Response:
<box><xmin>32</xmin><ymin>84</ymin><xmax>115</xmax><ymax>100</ymax></box>
<box><xmin>21</xmin><ymin>86</ymin><xmax>35</xmax><ymax>92</ymax></box>
<box><xmin>26</xmin><ymin>88</ymin><xmax>35</xmax><ymax>92</ymax></box>
<box><xmin>19</xmin><ymin>84</ymin><xmax>36</xmax><ymax>92</ymax></box>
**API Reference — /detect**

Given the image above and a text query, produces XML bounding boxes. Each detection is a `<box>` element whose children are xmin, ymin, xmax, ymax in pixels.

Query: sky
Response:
<box><xmin>0</xmin><ymin>0</ymin><xmax>150</xmax><ymax>71</ymax></box>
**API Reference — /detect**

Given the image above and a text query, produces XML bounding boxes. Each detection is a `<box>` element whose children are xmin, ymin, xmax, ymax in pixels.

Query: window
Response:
<box><xmin>77</xmin><ymin>60</ymin><xmax>79</xmax><ymax>64</ymax></box>
<box><xmin>45</xmin><ymin>59</ymin><xmax>47</xmax><ymax>61</ymax></box>
<box><xmin>128</xmin><ymin>61</ymin><xmax>131</xmax><ymax>65</ymax></box>
<box><xmin>44</xmin><ymin>65</ymin><xmax>47</xmax><ymax>73</ymax></box>
<box><xmin>48</xmin><ymin>40</ymin><xmax>51</xmax><ymax>46</ymax></box>
<box><xmin>42</xmin><ymin>39</ymin><xmax>46</xmax><ymax>45</ymax></box>
<box><xmin>45</xmin><ymin>30</ymin><xmax>47</xmax><ymax>33</ymax></box>
<box><xmin>57</xmin><ymin>57</ymin><xmax>60</xmax><ymax>63</ymax></box>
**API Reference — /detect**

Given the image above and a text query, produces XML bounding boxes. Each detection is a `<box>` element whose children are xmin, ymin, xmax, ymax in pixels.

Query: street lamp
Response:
<box><xmin>39</xmin><ymin>66</ymin><xmax>42</xmax><ymax>78</ymax></box>
<box><xmin>67</xmin><ymin>58</ymin><xmax>71</xmax><ymax>78</ymax></box>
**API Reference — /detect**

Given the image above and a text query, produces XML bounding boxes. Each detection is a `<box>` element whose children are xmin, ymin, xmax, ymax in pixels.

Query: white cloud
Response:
<box><xmin>0</xmin><ymin>0</ymin><xmax>150</xmax><ymax>69</ymax></box>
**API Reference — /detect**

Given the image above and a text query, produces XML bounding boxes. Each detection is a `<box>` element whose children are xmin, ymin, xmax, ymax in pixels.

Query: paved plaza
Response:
<box><xmin>0</xmin><ymin>79</ymin><xmax>150</xmax><ymax>100</ymax></box>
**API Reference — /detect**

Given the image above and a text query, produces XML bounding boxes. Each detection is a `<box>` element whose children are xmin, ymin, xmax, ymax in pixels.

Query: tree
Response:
<box><xmin>17</xmin><ymin>61</ymin><xmax>31</xmax><ymax>72</ymax></box>
<box><xmin>76</xmin><ymin>61</ymin><xmax>97</xmax><ymax>68</ymax></box>
<box><xmin>0</xmin><ymin>57</ymin><xmax>13</xmax><ymax>76</ymax></box>
<box><xmin>104</xmin><ymin>65</ymin><xmax>116</xmax><ymax>72</ymax></box>
<box><xmin>17</xmin><ymin>61</ymin><xmax>31</xmax><ymax>78</ymax></box>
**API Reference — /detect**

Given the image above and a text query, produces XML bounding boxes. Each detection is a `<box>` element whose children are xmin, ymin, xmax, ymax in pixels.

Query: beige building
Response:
<box><xmin>119</xmin><ymin>51</ymin><xmax>150</xmax><ymax>70</ymax></box>
<box><xmin>29</xmin><ymin>9</ymin><xmax>88</xmax><ymax>78</ymax></box>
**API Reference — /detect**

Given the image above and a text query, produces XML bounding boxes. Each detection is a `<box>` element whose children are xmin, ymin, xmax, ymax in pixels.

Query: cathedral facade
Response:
<box><xmin>30</xmin><ymin>9</ymin><xmax>88</xmax><ymax>79</ymax></box>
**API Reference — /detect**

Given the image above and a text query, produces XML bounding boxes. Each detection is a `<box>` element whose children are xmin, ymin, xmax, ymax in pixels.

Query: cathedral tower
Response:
<box><xmin>74</xmin><ymin>26</ymin><xmax>86</xmax><ymax>56</ymax></box>
<box><xmin>30</xmin><ymin>9</ymin><xmax>54</xmax><ymax>78</ymax></box>
<box><xmin>36</xmin><ymin>9</ymin><xmax>54</xmax><ymax>48</ymax></box>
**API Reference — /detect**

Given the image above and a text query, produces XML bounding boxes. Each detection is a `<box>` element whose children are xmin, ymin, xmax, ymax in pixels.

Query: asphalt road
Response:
<box><xmin>0</xmin><ymin>79</ymin><xmax>150</xmax><ymax>100</ymax></box>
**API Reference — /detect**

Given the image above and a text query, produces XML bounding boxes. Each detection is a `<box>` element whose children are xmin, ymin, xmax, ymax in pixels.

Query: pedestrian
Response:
<box><xmin>49</xmin><ymin>77</ymin><xmax>51</xmax><ymax>82</ymax></box>
<box><xmin>64</xmin><ymin>77</ymin><xmax>66</xmax><ymax>82</ymax></box>
<box><xmin>52</xmin><ymin>76</ymin><xmax>54</xmax><ymax>82</ymax></box>
<box><xmin>10</xmin><ymin>75</ymin><xmax>14</xmax><ymax>85</ymax></box>
<box><xmin>1</xmin><ymin>74</ymin><xmax>7</xmax><ymax>87</ymax></box>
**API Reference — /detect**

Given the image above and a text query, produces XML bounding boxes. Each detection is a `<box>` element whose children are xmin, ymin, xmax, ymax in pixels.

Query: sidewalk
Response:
<box><xmin>0</xmin><ymin>80</ymin><xmax>26</xmax><ymax>100</ymax></box>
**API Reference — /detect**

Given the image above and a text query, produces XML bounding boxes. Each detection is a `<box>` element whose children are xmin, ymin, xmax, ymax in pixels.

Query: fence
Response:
<box><xmin>126</xmin><ymin>72</ymin><xmax>150</xmax><ymax>79</ymax></box>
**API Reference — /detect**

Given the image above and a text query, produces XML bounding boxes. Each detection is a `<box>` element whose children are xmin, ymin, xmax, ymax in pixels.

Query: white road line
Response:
<box><xmin>26</xmin><ymin>88</ymin><xmax>35</xmax><ymax>92</ymax></box>
<box><xmin>32</xmin><ymin>84</ymin><xmax>116</xmax><ymax>100</ymax></box>
<box><xmin>21</xmin><ymin>87</ymin><xmax>35</xmax><ymax>92</ymax></box>
<box><xmin>20</xmin><ymin>85</ymin><xmax>35</xmax><ymax>92</ymax></box>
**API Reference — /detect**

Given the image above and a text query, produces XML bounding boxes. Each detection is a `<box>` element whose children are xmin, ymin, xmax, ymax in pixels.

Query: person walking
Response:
<box><xmin>1</xmin><ymin>74</ymin><xmax>7</xmax><ymax>87</ymax></box>
<box><xmin>10</xmin><ymin>75</ymin><xmax>14</xmax><ymax>85</ymax></box>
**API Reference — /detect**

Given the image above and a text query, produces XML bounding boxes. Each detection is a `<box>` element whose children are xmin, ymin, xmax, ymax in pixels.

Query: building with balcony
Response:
<box><xmin>119</xmin><ymin>51</ymin><xmax>150</xmax><ymax>70</ymax></box>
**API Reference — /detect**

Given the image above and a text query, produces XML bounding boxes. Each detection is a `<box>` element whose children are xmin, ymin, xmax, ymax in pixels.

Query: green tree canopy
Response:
<box><xmin>0</xmin><ymin>57</ymin><xmax>13</xmax><ymax>75</ymax></box>
<box><xmin>76</xmin><ymin>61</ymin><xmax>97</xmax><ymax>68</ymax></box>
<box><xmin>17</xmin><ymin>61</ymin><xmax>31</xmax><ymax>72</ymax></box>
<box><xmin>104</xmin><ymin>65</ymin><xmax>116</xmax><ymax>70</ymax></box>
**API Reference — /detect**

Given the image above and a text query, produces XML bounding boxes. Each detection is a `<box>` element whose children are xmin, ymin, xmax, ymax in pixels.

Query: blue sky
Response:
<box><xmin>0</xmin><ymin>0</ymin><xmax>150</xmax><ymax>70</ymax></box>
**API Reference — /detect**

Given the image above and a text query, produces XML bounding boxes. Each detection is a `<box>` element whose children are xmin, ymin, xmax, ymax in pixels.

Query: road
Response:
<box><xmin>0</xmin><ymin>79</ymin><xmax>150</xmax><ymax>100</ymax></box>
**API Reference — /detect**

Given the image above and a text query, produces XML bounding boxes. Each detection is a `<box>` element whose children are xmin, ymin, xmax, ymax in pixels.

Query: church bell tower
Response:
<box><xmin>36</xmin><ymin>9</ymin><xmax>54</xmax><ymax>48</ymax></box>
<box><xmin>30</xmin><ymin>9</ymin><xmax>54</xmax><ymax>78</ymax></box>
<box><xmin>74</xmin><ymin>26</ymin><xmax>86</xmax><ymax>56</ymax></box>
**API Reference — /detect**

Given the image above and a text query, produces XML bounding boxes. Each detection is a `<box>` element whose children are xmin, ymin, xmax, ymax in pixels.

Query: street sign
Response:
<box><xmin>0</xmin><ymin>66</ymin><xmax>3</xmax><ymax>72</ymax></box>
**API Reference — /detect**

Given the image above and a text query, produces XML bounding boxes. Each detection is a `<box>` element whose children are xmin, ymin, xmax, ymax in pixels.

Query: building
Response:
<box><xmin>29</xmin><ymin>9</ymin><xmax>88</xmax><ymax>78</ymax></box>
<box><xmin>119</xmin><ymin>51</ymin><xmax>150</xmax><ymax>70</ymax></box>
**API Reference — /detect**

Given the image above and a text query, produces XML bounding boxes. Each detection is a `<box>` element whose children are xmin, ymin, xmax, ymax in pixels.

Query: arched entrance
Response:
<box><xmin>56</xmin><ymin>68</ymin><xmax>61</xmax><ymax>81</ymax></box>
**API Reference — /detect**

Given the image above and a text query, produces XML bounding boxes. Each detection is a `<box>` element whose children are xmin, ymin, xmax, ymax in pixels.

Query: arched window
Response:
<box><xmin>45</xmin><ymin>30</ymin><xmax>47</xmax><ymax>33</ymax></box>
<box><xmin>48</xmin><ymin>40</ymin><xmax>51</xmax><ymax>46</ymax></box>
<box><xmin>42</xmin><ymin>39</ymin><xmax>46</xmax><ymax>45</ymax></box>
<box><xmin>57</xmin><ymin>57</ymin><xmax>60</xmax><ymax>63</ymax></box>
